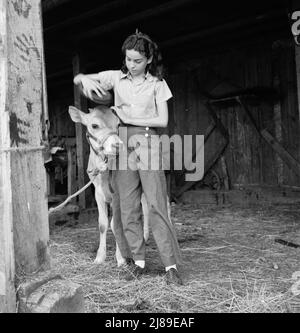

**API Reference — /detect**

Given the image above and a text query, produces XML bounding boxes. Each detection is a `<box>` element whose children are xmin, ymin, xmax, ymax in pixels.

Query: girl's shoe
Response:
<box><xmin>165</xmin><ymin>268</ymin><xmax>183</xmax><ymax>286</ymax></box>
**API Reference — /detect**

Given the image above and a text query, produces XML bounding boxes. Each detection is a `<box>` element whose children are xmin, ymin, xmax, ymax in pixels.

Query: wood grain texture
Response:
<box><xmin>0</xmin><ymin>0</ymin><xmax>16</xmax><ymax>312</ymax></box>
<box><xmin>72</xmin><ymin>54</ymin><xmax>94</xmax><ymax>208</ymax></box>
<box><xmin>170</xmin><ymin>41</ymin><xmax>300</xmax><ymax>192</ymax></box>
<box><xmin>0</xmin><ymin>2</ymin><xmax>50</xmax><ymax>312</ymax></box>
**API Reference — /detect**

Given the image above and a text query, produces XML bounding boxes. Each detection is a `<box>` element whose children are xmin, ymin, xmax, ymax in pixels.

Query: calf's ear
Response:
<box><xmin>68</xmin><ymin>106</ymin><xmax>87</xmax><ymax>125</ymax></box>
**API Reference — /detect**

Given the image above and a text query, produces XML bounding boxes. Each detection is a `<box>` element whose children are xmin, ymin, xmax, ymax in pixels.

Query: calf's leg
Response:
<box><xmin>94</xmin><ymin>189</ymin><xmax>109</xmax><ymax>264</ymax></box>
<box><xmin>110</xmin><ymin>217</ymin><xmax>126</xmax><ymax>266</ymax></box>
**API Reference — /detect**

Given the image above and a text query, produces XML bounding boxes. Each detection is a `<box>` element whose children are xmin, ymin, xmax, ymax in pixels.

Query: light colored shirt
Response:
<box><xmin>96</xmin><ymin>70</ymin><xmax>173</xmax><ymax>119</ymax></box>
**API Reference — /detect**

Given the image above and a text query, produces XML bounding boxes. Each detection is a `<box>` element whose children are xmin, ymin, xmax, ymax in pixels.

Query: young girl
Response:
<box><xmin>74</xmin><ymin>30</ymin><xmax>183</xmax><ymax>285</ymax></box>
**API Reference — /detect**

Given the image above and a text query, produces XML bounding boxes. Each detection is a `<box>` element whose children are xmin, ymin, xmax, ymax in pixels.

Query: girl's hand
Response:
<box><xmin>78</xmin><ymin>75</ymin><xmax>107</xmax><ymax>100</ymax></box>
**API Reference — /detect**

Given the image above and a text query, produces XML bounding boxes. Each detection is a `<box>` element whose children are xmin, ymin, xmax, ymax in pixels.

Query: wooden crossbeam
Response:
<box><xmin>75</xmin><ymin>0</ymin><xmax>198</xmax><ymax>41</ymax></box>
<box><xmin>161</xmin><ymin>9</ymin><xmax>285</xmax><ymax>48</ymax></box>
<box><xmin>175</xmin><ymin>142</ymin><xmax>228</xmax><ymax>197</ymax></box>
<box><xmin>44</xmin><ymin>0</ymin><xmax>130</xmax><ymax>33</ymax></box>
<box><xmin>42</xmin><ymin>0</ymin><xmax>73</xmax><ymax>12</ymax></box>
<box><xmin>174</xmin><ymin>121</ymin><xmax>216</xmax><ymax>181</ymax></box>
<box><xmin>174</xmin><ymin>104</ymin><xmax>229</xmax><ymax>198</ymax></box>
<box><xmin>237</xmin><ymin>97</ymin><xmax>300</xmax><ymax>178</ymax></box>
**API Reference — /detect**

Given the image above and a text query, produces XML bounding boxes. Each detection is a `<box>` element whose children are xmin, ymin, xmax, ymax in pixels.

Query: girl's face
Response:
<box><xmin>125</xmin><ymin>49</ymin><xmax>152</xmax><ymax>77</ymax></box>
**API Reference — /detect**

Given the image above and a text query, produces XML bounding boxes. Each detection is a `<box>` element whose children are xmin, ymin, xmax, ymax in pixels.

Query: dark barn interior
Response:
<box><xmin>43</xmin><ymin>0</ymin><xmax>300</xmax><ymax>209</ymax></box>
<box><xmin>40</xmin><ymin>0</ymin><xmax>300</xmax><ymax>313</ymax></box>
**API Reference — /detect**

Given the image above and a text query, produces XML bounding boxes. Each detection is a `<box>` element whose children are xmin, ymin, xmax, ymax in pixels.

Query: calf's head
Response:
<box><xmin>68</xmin><ymin>105</ymin><xmax>123</xmax><ymax>159</ymax></box>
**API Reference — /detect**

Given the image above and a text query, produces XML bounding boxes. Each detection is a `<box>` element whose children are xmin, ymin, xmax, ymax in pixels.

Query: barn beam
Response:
<box><xmin>42</xmin><ymin>0</ymin><xmax>73</xmax><ymax>12</ymax></box>
<box><xmin>161</xmin><ymin>9</ymin><xmax>286</xmax><ymax>48</ymax></box>
<box><xmin>0</xmin><ymin>0</ymin><xmax>50</xmax><ymax>312</ymax></box>
<box><xmin>74</xmin><ymin>0</ymin><xmax>198</xmax><ymax>42</ymax></box>
<box><xmin>44</xmin><ymin>0</ymin><xmax>131</xmax><ymax>33</ymax></box>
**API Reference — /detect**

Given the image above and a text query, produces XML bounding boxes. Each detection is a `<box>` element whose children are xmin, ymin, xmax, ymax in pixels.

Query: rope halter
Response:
<box><xmin>85</xmin><ymin>129</ymin><xmax>118</xmax><ymax>164</ymax></box>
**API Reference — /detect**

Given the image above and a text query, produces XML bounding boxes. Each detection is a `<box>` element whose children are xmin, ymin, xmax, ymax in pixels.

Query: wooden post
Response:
<box><xmin>0</xmin><ymin>1</ymin><xmax>16</xmax><ymax>311</ymax></box>
<box><xmin>72</xmin><ymin>54</ymin><xmax>90</xmax><ymax>209</ymax></box>
<box><xmin>273</xmin><ymin>75</ymin><xmax>284</xmax><ymax>185</ymax></box>
<box><xmin>67</xmin><ymin>143</ymin><xmax>77</xmax><ymax>201</ymax></box>
<box><xmin>0</xmin><ymin>0</ymin><xmax>50</xmax><ymax>312</ymax></box>
<box><xmin>295</xmin><ymin>45</ymin><xmax>300</xmax><ymax>162</ymax></box>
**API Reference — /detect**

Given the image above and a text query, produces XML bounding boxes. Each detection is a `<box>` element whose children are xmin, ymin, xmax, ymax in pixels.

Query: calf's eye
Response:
<box><xmin>92</xmin><ymin>124</ymin><xmax>99</xmax><ymax>129</ymax></box>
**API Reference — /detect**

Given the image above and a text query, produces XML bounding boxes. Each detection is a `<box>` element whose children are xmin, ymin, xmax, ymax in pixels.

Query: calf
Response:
<box><xmin>68</xmin><ymin>105</ymin><xmax>150</xmax><ymax>266</ymax></box>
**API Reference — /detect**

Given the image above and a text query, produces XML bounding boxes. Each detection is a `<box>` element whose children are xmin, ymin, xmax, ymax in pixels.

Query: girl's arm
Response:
<box><xmin>73</xmin><ymin>73</ymin><xmax>108</xmax><ymax>100</ymax></box>
<box><xmin>113</xmin><ymin>101</ymin><xmax>169</xmax><ymax>128</ymax></box>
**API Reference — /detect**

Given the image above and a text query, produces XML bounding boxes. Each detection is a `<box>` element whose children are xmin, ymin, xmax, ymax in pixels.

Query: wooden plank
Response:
<box><xmin>1</xmin><ymin>0</ymin><xmax>50</xmax><ymax>312</ymax></box>
<box><xmin>44</xmin><ymin>0</ymin><xmax>130</xmax><ymax>33</ymax></box>
<box><xmin>295</xmin><ymin>45</ymin><xmax>300</xmax><ymax>164</ymax></box>
<box><xmin>260</xmin><ymin>129</ymin><xmax>300</xmax><ymax>178</ymax></box>
<box><xmin>42</xmin><ymin>0</ymin><xmax>72</xmax><ymax>12</ymax></box>
<box><xmin>238</xmin><ymin>98</ymin><xmax>300</xmax><ymax>178</ymax></box>
<box><xmin>273</xmin><ymin>74</ymin><xmax>284</xmax><ymax>185</ymax></box>
<box><xmin>72</xmin><ymin>54</ymin><xmax>93</xmax><ymax>209</ymax></box>
<box><xmin>0</xmin><ymin>0</ymin><xmax>16</xmax><ymax>312</ymax></box>
<box><xmin>175</xmin><ymin>142</ymin><xmax>228</xmax><ymax>197</ymax></box>
<box><xmin>7</xmin><ymin>0</ymin><xmax>50</xmax><ymax>273</ymax></box>
<box><xmin>67</xmin><ymin>145</ymin><xmax>77</xmax><ymax>201</ymax></box>
<box><xmin>220</xmin><ymin>156</ymin><xmax>230</xmax><ymax>190</ymax></box>
<box><xmin>174</xmin><ymin>101</ymin><xmax>228</xmax><ymax>197</ymax></box>
<box><xmin>175</xmin><ymin>120</ymin><xmax>216</xmax><ymax>182</ymax></box>
<box><xmin>73</xmin><ymin>55</ymin><xmax>85</xmax><ymax>209</ymax></box>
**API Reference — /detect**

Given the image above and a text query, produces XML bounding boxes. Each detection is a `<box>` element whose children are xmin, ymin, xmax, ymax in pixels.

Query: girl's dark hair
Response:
<box><xmin>121</xmin><ymin>30</ymin><xmax>164</xmax><ymax>80</ymax></box>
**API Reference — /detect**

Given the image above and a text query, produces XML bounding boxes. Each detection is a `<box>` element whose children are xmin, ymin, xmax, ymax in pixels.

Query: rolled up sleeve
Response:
<box><xmin>97</xmin><ymin>70</ymin><xmax>117</xmax><ymax>90</ymax></box>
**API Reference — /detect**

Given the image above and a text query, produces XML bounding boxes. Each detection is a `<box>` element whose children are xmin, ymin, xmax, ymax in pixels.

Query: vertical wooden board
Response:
<box><xmin>253</xmin><ymin>51</ymin><xmax>272</xmax><ymax>185</ymax></box>
<box><xmin>279</xmin><ymin>44</ymin><xmax>300</xmax><ymax>186</ymax></box>
<box><xmin>5</xmin><ymin>0</ymin><xmax>50</xmax><ymax>275</ymax></box>
<box><xmin>175</xmin><ymin>71</ymin><xmax>189</xmax><ymax>136</ymax></box>
<box><xmin>0</xmin><ymin>0</ymin><xmax>15</xmax><ymax>312</ymax></box>
<box><xmin>67</xmin><ymin>145</ymin><xmax>77</xmax><ymax>198</ymax></box>
<box><xmin>172</xmin><ymin>72</ymin><xmax>186</xmax><ymax>186</ymax></box>
<box><xmin>48</xmin><ymin>99</ymin><xmax>76</xmax><ymax>138</ymax></box>
<box><xmin>234</xmin><ymin>104</ymin><xmax>248</xmax><ymax>185</ymax></box>
<box><xmin>224</xmin><ymin>106</ymin><xmax>237</xmax><ymax>185</ymax></box>
<box><xmin>239</xmin><ymin>47</ymin><xmax>271</xmax><ymax>186</ymax></box>
<box><xmin>295</xmin><ymin>44</ymin><xmax>300</xmax><ymax>178</ymax></box>
<box><xmin>72</xmin><ymin>55</ymin><xmax>94</xmax><ymax>208</ymax></box>
<box><xmin>296</xmin><ymin>45</ymin><xmax>300</xmax><ymax>127</ymax></box>
<box><xmin>11</xmin><ymin>152</ymin><xmax>50</xmax><ymax>272</ymax></box>
<box><xmin>167</xmin><ymin>74</ymin><xmax>176</xmax><ymax>136</ymax></box>
<box><xmin>271</xmin><ymin>44</ymin><xmax>284</xmax><ymax>185</ymax></box>
<box><xmin>286</xmin><ymin>44</ymin><xmax>300</xmax><ymax>185</ymax></box>
<box><xmin>254</xmin><ymin>49</ymin><xmax>276</xmax><ymax>186</ymax></box>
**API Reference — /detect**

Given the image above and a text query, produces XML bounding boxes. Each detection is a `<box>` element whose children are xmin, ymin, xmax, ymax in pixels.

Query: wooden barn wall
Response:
<box><xmin>168</xmin><ymin>39</ymin><xmax>300</xmax><ymax>189</ymax></box>
<box><xmin>46</xmin><ymin>39</ymin><xmax>300</xmax><ymax>195</ymax></box>
<box><xmin>48</xmin><ymin>97</ymin><xmax>75</xmax><ymax>139</ymax></box>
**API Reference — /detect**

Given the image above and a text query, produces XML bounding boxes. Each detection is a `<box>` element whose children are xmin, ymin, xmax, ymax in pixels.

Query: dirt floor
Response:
<box><xmin>49</xmin><ymin>202</ymin><xmax>300</xmax><ymax>313</ymax></box>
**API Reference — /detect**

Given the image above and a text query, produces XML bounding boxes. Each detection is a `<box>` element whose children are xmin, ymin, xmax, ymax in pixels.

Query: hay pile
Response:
<box><xmin>50</xmin><ymin>203</ymin><xmax>300</xmax><ymax>313</ymax></box>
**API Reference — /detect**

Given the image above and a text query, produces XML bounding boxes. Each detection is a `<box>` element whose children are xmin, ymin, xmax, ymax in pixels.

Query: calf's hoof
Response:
<box><xmin>94</xmin><ymin>255</ymin><xmax>106</xmax><ymax>265</ymax></box>
<box><xmin>117</xmin><ymin>258</ymin><xmax>127</xmax><ymax>267</ymax></box>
